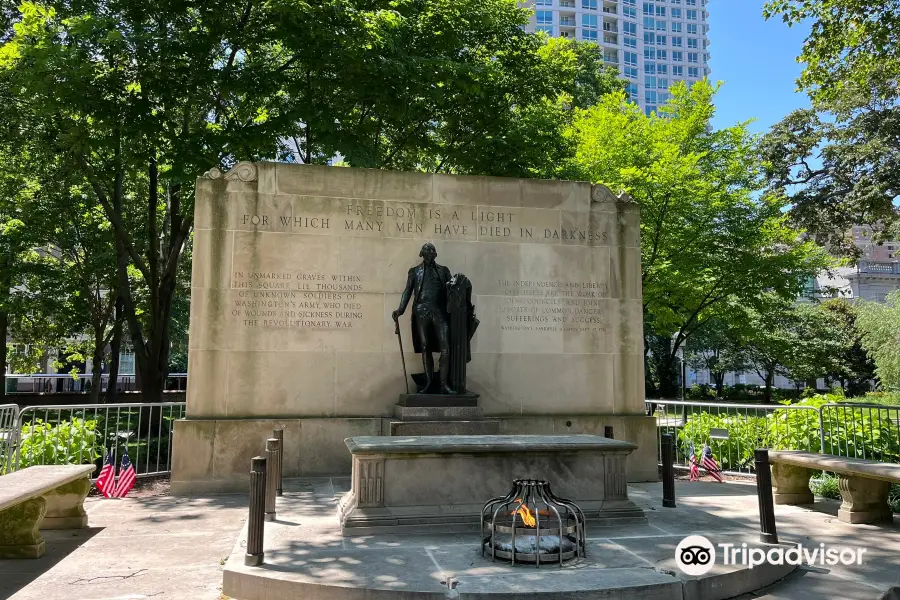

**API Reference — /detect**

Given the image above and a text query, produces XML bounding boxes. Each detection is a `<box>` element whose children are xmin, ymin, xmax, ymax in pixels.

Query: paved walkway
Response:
<box><xmin>1</xmin><ymin>479</ymin><xmax>898</xmax><ymax>599</ymax></box>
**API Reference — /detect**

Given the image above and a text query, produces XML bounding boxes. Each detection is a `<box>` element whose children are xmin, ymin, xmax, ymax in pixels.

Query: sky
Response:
<box><xmin>707</xmin><ymin>1</ymin><xmax>812</xmax><ymax>134</ymax></box>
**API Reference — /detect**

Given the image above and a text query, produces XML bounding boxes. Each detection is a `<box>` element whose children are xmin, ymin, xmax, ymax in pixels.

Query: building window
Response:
<box><xmin>672</xmin><ymin>65</ymin><xmax>684</xmax><ymax>76</ymax></box>
<box><xmin>645</xmin><ymin>105</ymin><xmax>657</xmax><ymax>116</ymax></box>
<box><xmin>582</xmin><ymin>0</ymin><xmax>598</xmax><ymax>9</ymax></box>
<box><xmin>656</xmin><ymin>5</ymin><xmax>666</xmax><ymax>17</ymax></box>
<box><xmin>686</xmin><ymin>0</ymin><xmax>697</xmax><ymax>4</ymax></box>
<box><xmin>672</xmin><ymin>36</ymin><xmax>683</xmax><ymax>46</ymax></box>
<box><xmin>624</xmin><ymin>66</ymin><xmax>638</xmax><ymax>78</ymax></box>
<box><xmin>657</xmin><ymin>77</ymin><xmax>669</xmax><ymax>89</ymax></box>
<box><xmin>626</xmin><ymin>82</ymin><xmax>638</xmax><ymax>102</ymax></box>
<box><xmin>624</xmin><ymin>36</ymin><xmax>637</xmax><ymax>48</ymax></box>
<box><xmin>646</xmin><ymin>75</ymin><xmax>657</xmax><ymax>89</ymax></box>
<box><xmin>657</xmin><ymin>63</ymin><xmax>668</xmax><ymax>74</ymax></box>
<box><xmin>656</xmin><ymin>19</ymin><xmax>667</xmax><ymax>31</ymax></box>
<box><xmin>657</xmin><ymin>49</ymin><xmax>667</xmax><ymax>60</ymax></box>
<box><xmin>644</xmin><ymin>47</ymin><xmax>656</xmax><ymax>60</ymax></box>
<box><xmin>643</xmin><ymin>16</ymin><xmax>655</xmax><ymax>28</ymax></box>
<box><xmin>656</xmin><ymin>34</ymin><xmax>667</xmax><ymax>45</ymax></box>
<box><xmin>623</xmin><ymin>6</ymin><xmax>637</xmax><ymax>18</ymax></box>
<box><xmin>536</xmin><ymin>0</ymin><xmax>552</xmax><ymax>5</ymax></box>
<box><xmin>646</xmin><ymin>90</ymin><xmax>658</xmax><ymax>104</ymax></box>
<box><xmin>688</xmin><ymin>37</ymin><xmax>698</xmax><ymax>49</ymax></box>
<box><xmin>672</xmin><ymin>51</ymin><xmax>683</xmax><ymax>62</ymax></box>
<box><xmin>671</xmin><ymin>21</ymin><xmax>682</xmax><ymax>32</ymax></box>
<box><xmin>687</xmin><ymin>9</ymin><xmax>698</xmax><ymax>19</ymax></box>
<box><xmin>582</xmin><ymin>13</ymin><xmax>598</xmax><ymax>28</ymax></box>
<box><xmin>537</xmin><ymin>10</ymin><xmax>554</xmax><ymax>25</ymax></box>
<box><xmin>582</xmin><ymin>28</ymin><xmax>598</xmax><ymax>40</ymax></box>
<box><xmin>624</xmin><ymin>51</ymin><xmax>638</xmax><ymax>66</ymax></box>
<box><xmin>688</xmin><ymin>52</ymin><xmax>698</xmax><ymax>63</ymax></box>
<box><xmin>623</xmin><ymin>21</ymin><xmax>637</xmax><ymax>35</ymax></box>
<box><xmin>644</xmin><ymin>31</ymin><xmax>655</xmax><ymax>45</ymax></box>
<box><xmin>644</xmin><ymin>62</ymin><xmax>657</xmax><ymax>74</ymax></box>
<box><xmin>671</xmin><ymin>7</ymin><xmax>682</xmax><ymax>18</ymax></box>
<box><xmin>643</xmin><ymin>2</ymin><xmax>654</xmax><ymax>15</ymax></box>
<box><xmin>687</xmin><ymin>22</ymin><xmax>698</xmax><ymax>33</ymax></box>
<box><xmin>537</xmin><ymin>25</ymin><xmax>553</xmax><ymax>34</ymax></box>
<box><xmin>688</xmin><ymin>66</ymin><xmax>699</xmax><ymax>77</ymax></box>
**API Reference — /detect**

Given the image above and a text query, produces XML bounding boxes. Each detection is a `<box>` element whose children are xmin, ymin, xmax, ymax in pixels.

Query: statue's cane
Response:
<box><xmin>394</xmin><ymin>315</ymin><xmax>410</xmax><ymax>394</ymax></box>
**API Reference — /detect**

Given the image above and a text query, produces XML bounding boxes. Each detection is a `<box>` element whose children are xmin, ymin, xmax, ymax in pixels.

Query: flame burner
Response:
<box><xmin>481</xmin><ymin>479</ymin><xmax>586</xmax><ymax>566</ymax></box>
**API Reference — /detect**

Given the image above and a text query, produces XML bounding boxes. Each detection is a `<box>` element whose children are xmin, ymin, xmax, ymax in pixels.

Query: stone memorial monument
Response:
<box><xmin>171</xmin><ymin>162</ymin><xmax>656</xmax><ymax>494</ymax></box>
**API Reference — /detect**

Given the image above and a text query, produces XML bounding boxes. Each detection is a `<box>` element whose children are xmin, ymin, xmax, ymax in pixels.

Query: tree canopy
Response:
<box><xmin>564</xmin><ymin>80</ymin><xmax>831</xmax><ymax>396</ymax></box>
<box><xmin>762</xmin><ymin>0</ymin><xmax>900</xmax><ymax>253</ymax></box>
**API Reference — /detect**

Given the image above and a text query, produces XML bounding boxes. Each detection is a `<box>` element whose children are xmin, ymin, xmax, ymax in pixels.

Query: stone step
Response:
<box><xmin>393</xmin><ymin>405</ymin><xmax>484</xmax><ymax>421</ymax></box>
<box><xmin>397</xmin><ymin>392</ymin><xmax>479</xmax><ymax>407</ymax></box>
<box><xmin>389</xmin><ymin>420</ymin><xmax>500</xmax><ymax>436</ymax></box>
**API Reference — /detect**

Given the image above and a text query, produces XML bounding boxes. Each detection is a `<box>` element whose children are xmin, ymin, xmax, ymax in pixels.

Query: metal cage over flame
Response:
<box><xmin>481</xmin><ymin>479</ymin><xmax>586</xmax><ymax>566</ymax></box>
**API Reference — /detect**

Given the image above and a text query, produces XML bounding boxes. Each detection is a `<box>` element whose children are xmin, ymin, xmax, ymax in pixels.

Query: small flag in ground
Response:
<box><xmin>701</xmin><ymin>444</ymin><xmax>724</xmax><ymax>482</ymax></box>
<box><xmin>688</xmin><ymin>442</ymin><xmax>700</xmax><ymax>481</ymax></box>
<box><xmin>95</xmin><ymin>453</ymin><xmax>116</xmax><ymax>498</ymax></box>
<box><xmin>113</xmin><ymin>452</ymin><xmax>136</xmax><ymax>498</ymax></box>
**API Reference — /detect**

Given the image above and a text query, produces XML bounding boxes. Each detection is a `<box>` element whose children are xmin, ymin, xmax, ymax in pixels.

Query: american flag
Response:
<box><xmin>701</xmin><ymin>444</ymin><xmax>724</xmax><ymax>482</ymax></box>
<box><xmin>688</xmin><ymin>442</ymin><xmax>700</xmax><ymax>481</ymax></box>
<box><xmin>95</xmin><ymin>453</ymin><xmax>116</xmax><ymax>498</ymax></box>
<box><xmin>113</xmin><ymin>453</ymin><xmax>136</xmax><ymax>498</ymax></box>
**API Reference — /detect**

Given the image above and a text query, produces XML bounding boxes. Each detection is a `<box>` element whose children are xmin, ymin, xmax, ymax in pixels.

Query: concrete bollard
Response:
<box><xmin>662</xmin><ymin>434</ymin><xmax>676</xmax><ymax>508</ymax></box>
<box><xmin>273</xmin><ymin>429</ymin><xmax>284</xmax><ymax>497</ymax></box>
<box><xmin>754</xmin><ymin>449</ymin><xmax>778</xmax><ymax>544</ymax></box>
<box><xmin>604</xmin><ymin>426</ymin><xmax>614</xmax><ymax>439</ymax></box>
<box><xmin>265</xmin><ymin>438</ymin><xmax>278</xmax><ymax>522</ymax></box>
<box><xmin>245</xmin><ymin>456</ymin><xmax>266</xmax><ymax>566</ymax></box>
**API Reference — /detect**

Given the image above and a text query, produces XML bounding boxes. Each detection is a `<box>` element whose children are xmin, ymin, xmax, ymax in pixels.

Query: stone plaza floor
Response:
<box><xmin>1</xmin><ymin>478</ymin><xmax>898</xmax><ymax>599</ymax></box>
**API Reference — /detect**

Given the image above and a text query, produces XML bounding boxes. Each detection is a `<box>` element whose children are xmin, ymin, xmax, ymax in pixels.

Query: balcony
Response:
<box><xmin>602</xmin><ymin>23</ymin><xmax>617</xmax><ymax>32</ymax></box>
<box><xmin>560</xmin><ymin>17</ymin><xmax>576</xmax><ymax>26</ymax></box>
<box><xmin>603</xmin><ymin>34</ymin><xmax>618</xmax><ymax>44</ymax></box>
<box><xmin>603</xmin><ymin>7</ymin><xmax>617</xmax><ymax>14</ymax></box>
<box><xmin>559</xmin><ymin>0</ymin><xmax>575</xmax><ymax>6</ymax></box>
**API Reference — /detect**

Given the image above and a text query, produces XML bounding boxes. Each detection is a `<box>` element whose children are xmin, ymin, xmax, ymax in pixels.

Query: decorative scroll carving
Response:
<box><xmin>591</xmin><ymin>183</ymin><xmax>633</xmax><ymax>204</ymax></box>
<box><xmin>200</xmin><ymin>161</ymin><xmax>258</xmax><ymax>182</ymax></box>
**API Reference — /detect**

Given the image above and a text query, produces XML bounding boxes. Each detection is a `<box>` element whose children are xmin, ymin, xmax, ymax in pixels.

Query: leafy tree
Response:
<box><xmin>855</xmin><ymin>291</ymin><xmax>900</xmax><ymax>391</ymax></box>
<box><xmin>820</xmin><ymin>298</ymin><xmax>874</xmax><ymax>395</ymax></box>
<box><xmin>2</xmin><ymin>0</ymin><xmax>590</xmax><ymax>401</ymax></box>
<box><xmin>565</xmin><ymin>80</ymin><xmax>831</xmax><ymax>397</ymax></box>
<box><xmin>686</xmin><ymin>317</ymin><xmax>750</xmax><ymax>397</ymax></box>
<box><xmin>762</xmin><ymin>0</ymin><xmax>900</xmax><ymax>251</ymax></box>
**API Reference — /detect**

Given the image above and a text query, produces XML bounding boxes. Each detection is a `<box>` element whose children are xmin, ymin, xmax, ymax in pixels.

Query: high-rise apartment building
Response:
<box><xmin>521</xmin><ymin>0</ymin><xmax>711</xmax><ymax>114</ymax></box>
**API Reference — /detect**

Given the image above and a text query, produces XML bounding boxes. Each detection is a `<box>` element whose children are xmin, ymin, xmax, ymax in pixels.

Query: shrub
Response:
<box><xmin>14</xmin><ymin>418</ymin><xmax>101</xmax><ymax>470</ymax></box>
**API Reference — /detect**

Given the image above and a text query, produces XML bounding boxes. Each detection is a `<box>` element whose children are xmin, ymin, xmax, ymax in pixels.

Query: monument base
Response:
<box><xmin>338</xmin><ymin>435</ymin><xmax>645</xmax><ymax>534</ymax></box>
<box><xmin>170</xmin><ymin>414</ymin><xmax>658</xmax><ymax>496</ymax></box>
<box><xmin>397</xmin><ymin>392</ymin><xmax>479</xmax><ymax>407</ymax></box>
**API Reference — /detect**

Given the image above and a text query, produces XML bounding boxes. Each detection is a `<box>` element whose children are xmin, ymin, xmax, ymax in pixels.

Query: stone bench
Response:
<box><xmin>338</xmin><ymin>434</ymin><xmax>645</xmax><ymax>534</ymax></box>
<box><xmin>0</xmin><ymin>464</ymin><xmax>95</xmax><ymax>558</ymax></box>
<box><xmin>769</xmin><ymin>451</ymin><xmax>900</xmax><ymax>524</ymax></box>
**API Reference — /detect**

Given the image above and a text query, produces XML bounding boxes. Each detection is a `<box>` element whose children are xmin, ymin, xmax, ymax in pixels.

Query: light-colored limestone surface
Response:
<box><xmin>339</xmin><ymin>434</ymin><xmax>642</xmax><ymax>533</ymax></box>
<box><xmin>176</xmin><ymin>163</ymin><xmax>652</xmax><ymax>493</ymax></box>
<box><xmin>0</xmin><ymin>465</ymin><xmax>94</xmax><ymax>558</ymax></box>
<box><xmin>769</xmin><ymin>451</ymin><xmax>899</xmax><ymax>524</ymax></box>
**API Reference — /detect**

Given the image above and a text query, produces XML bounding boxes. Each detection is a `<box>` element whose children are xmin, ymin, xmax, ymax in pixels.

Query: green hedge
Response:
<box><xmin>676</xmin><ymin>395</ymin><xmax>900</xmax><ymax>471</ymax></box>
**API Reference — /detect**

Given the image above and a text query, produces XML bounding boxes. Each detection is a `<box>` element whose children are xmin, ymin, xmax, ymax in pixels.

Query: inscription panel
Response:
<box><xmin>189</xmin><ymin>165</ymin><xmax>644</xmax><ymax>418</ymax></box>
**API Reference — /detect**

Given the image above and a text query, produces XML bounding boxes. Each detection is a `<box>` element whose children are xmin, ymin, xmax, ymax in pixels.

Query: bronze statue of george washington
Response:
<box><xmin>392</xmin><ymin>243</ymin><xmax>468</xmax><ymax>394</ymax></box>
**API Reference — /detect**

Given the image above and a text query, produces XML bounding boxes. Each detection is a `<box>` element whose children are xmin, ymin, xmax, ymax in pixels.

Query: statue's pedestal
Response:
<box><xmin>391</xmin><ymin>393</ymin><xmax>499</xmax><ymax>436</ymax></box>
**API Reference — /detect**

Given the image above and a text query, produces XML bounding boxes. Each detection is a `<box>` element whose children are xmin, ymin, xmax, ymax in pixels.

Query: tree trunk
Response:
<box><xmin>713</xmin><ymin>372</ymin><xmax>725</xmax><ymax>397</ymax></box>
<box><xmin>89</xmin><ymin>334</ymin><xmax>103</xmax><ymax>404</ymax></box>
<box><xmin>106</xmin><ymin>297</ymin><xmax>123</xmax><ymax>404</ymax></box>
<box><xmin>0</xmin><ymin>307</ymin><xmax>7</xmax><ymax>404</ymax></box>
<box><xmin>656</xmin><ymin>352</ymin><xmax>679</xmax><ymax>399</ymax></box>
<box><xmin>762</xmin><ymin>368</ymin><xmax>776</xmax><ymax>404</ymax></box>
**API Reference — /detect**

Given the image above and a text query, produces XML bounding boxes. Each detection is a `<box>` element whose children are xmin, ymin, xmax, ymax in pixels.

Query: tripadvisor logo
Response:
<box><xmin>675</xmin><ymin>536</ymin><xmax>867</xmax><ymax>575</ymax></box>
